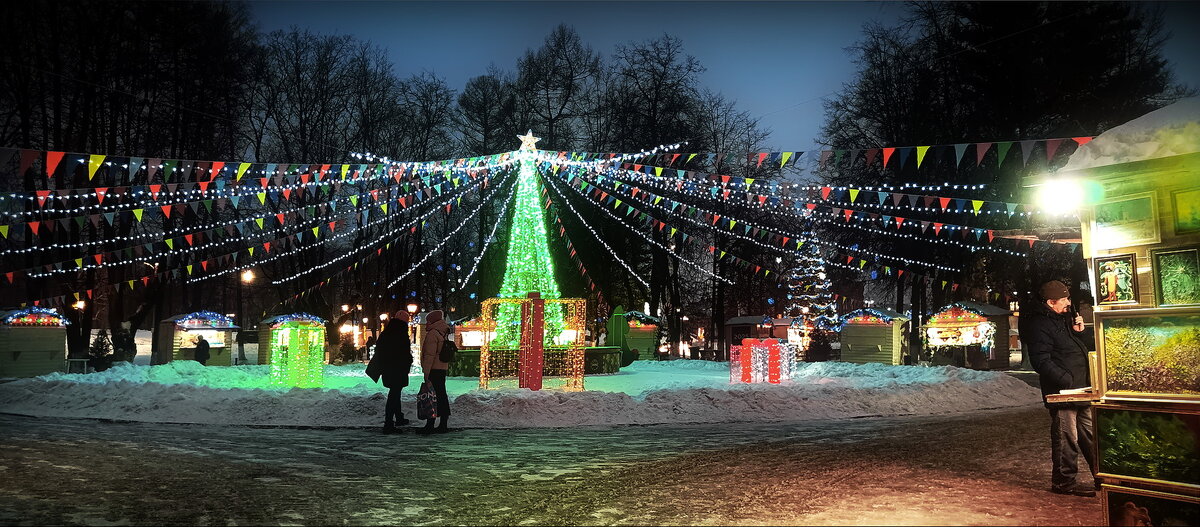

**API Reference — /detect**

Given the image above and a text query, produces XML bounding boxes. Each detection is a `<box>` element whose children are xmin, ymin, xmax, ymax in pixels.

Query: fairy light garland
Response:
<box><xmin>546</xmin><ymin>171</ymin><xmax>734</xmax><ymax>285</ymax></box>
<box><xmin>1</xmin><ymin>306</ymin><xmax>68</xmax><ymax>326</ymax></box>
<box><xmin>386</xmin><ymin>173</ymin><xmax>520</xmax><ymax>288</ymax></box>
<box><xmin>543</xmin><ymin>165</ymin><xmax>650</xmax><ymax>289</ymax></box>
<box><xmin>576</xmin><ymin>168</ymin><xmax>962</xmax><ymax>274</ymax></box>
<box><xmin>457</xmin><ymin>183</ymin><xmax>517</xmax><ymax>288</ymax></box>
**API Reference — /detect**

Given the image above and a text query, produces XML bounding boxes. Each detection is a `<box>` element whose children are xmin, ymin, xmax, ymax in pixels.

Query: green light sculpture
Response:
<box><xmin>263</xmin><ymin>313</ymin><xmax>326</xmax><ymax>388</ymax></box>
<box><xmin>494</xmin><ymin>131</ymin><xmax>565</xmax><ymax>346</ymax></box>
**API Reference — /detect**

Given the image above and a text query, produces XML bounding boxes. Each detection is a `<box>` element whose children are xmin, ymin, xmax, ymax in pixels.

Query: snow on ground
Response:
<box><xmin>0</xmin><ymin>356</ymin><xmax>1041</xmax><ymax>428</ymax></box>
<box><xmin>1061</xmin><ymin>96</ymin><xmax>1200</xmax><ymax>171</ymax></box>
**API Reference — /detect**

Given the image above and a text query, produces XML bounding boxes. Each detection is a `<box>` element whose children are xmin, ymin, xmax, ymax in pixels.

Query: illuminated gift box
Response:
<box><xmin>729</xmin><ymin>338</ymin><xmax>795</xmax><ymax>384</ymax></box>
<box><xmin>156</xmin><ymin>311</ymin><xmax>240</xmax><ymax>366</ymax></box>
<box><xmin>0</xmin><ymin>307</ymin><xmax>68</xmax><ymax>378</ymax></box>
<box><xmin>259</xmin><ymin>313</ymin><xmax>326</xmax><ymax>387</ymax></box>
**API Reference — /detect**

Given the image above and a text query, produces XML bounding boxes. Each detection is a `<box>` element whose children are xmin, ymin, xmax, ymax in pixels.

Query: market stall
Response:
<box><xmin>839</xmin><ymin>308</ymin><xmax>910</xmax><ymax>365</ymax></box>
<box><xmin>0</xmin><ymin>307</ymin><xmax>68</xmax><ymax>378</ymax></box>
<box><xmin>258</xmin><ymin>313</ymin><xmax>326</xmax><ymax>387</ymax></box>
<box><xmin>1041</xmin><ymin>99</ymin><xmax>1200</xmax><ymax>524</ymax></box>
<box><xmin>155</xmin><ymin>311</ymin><xmax>239</xmax><ymax>366</ymax></box>
<box><xmin>921</xmin><ymin>301</ymin><xmax>1009</xmax><ymax>370</ymax></box>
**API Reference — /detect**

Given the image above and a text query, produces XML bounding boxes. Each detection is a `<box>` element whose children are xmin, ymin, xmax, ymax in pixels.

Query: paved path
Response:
<box><xmin>0</xmin><ymin>404</ymin><xmax>1101</xmax><ymax>526</ymax></box>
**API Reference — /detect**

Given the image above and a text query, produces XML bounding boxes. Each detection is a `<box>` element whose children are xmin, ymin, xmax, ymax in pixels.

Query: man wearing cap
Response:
<box><xmin>1019</xmin><ymin>279</ymin><xmax>1098</xmax><ymax>497</ymax></box>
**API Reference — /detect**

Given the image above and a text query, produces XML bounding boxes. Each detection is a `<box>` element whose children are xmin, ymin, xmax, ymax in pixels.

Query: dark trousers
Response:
<box><xmin>424</xmin><ymin>369</ymin><xmax>450</xmax><ymax>427</ymax></box>
<box><xmin>1049</xmin><ymin>405</ymin><xmax>1097</xmax><ymax>490</ymax></box>
<box><xmin>384</xmin><ymin>387</ymin><xmax>405</xmax><ymax>426</ymax></box>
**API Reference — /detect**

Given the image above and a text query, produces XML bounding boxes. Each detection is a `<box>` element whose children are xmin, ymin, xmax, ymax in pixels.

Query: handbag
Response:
<box><xmin>416</xmin><ymin>381</ymin><xmax>438</xmax><ymax>420</ymax></box>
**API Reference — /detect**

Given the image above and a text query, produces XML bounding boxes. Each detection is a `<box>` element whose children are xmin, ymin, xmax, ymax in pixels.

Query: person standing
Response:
<box><xmin>194</xmin><ymin>335</ymin><xmax>210</xmax><ymax>366</ymax></box>
<box><xmin>1019</xmin><ymin>280</ymin><xmax>1098</xmax><ymax>497</ymax></box>
<box><xmin>417</xmin><ymin>309</ymin><xmax>451</xmax><ymax>434</ymax></box>
<box><xmin>366</xmin><ymin>311</ymin><xmax>413</xmax><ymax>433</ymax></box>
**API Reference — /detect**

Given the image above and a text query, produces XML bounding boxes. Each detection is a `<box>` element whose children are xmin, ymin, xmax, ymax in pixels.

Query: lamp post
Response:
<box><xmin>238</xmin><ymin>269</ymin><xmax>255</xmax><ymax>364</ymax></box>
<box><xmin>407</xmin><ymin>303</ymin><xmax>419</xmax><ymax>342</ymax></box>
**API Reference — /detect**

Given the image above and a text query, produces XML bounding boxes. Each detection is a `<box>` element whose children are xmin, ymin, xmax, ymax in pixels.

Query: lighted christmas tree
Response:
<box><xmin>493</xmin><ymin>131</ymin><xmax>564</xmax><ymax>346</ymax></box>
<box><xmin>785</xmin><ymin>240</ymin><xmax>839</xmax><ymax>354</ymax></box>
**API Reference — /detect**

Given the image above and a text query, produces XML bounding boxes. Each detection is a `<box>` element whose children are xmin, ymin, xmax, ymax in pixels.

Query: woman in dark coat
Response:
<box><xmin>366</xmin><ymin>311</ymin><xmax>413</xmax><ymax>433</ymax></box>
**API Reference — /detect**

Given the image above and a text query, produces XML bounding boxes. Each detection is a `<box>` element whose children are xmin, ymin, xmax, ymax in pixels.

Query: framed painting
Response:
<box><xmin>1094</xmin><ymin>253</ymin><xmax>1139</xmax><ymax>305</ymax></box>
<box><xmin>1102</xmin><ymin>484</ymin><xmax>1200</xmax><ymax>527</ymax></box>
<box><xmin>1096</xmin><ymin>404</ymin><xmax>1200</xmax><ymax>486</ymax></box>
<box><xmin>1152</xmin><ymin>245</ymin><xmax>1200</xmax><ymax>307</ymax></box>
<box><xmin>1091</xmin><ymin>192</ymin><xmax>1160</xmax><ymax>251</ymax></box>
<box><xmin>1173</xmin><ymin>187</ymin><xmax>1200</xmax><ymax>234</ymax></box>
<box><xmin>1095</xmin><ymin>308</ymin><xmax>1200</xmax><ymax>401</ymax></box>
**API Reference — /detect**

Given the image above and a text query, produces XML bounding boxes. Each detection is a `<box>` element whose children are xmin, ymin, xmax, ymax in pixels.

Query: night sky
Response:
<box><xmin>249</xmin><ymin>0</ymin><xmax>1200</xmax><ymax>154</ymax></box>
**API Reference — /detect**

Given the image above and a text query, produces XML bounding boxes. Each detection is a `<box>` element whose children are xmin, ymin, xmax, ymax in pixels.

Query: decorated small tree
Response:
<box><xmin>785</xmin><ymin>241</ymin><xmax>838</xmax><ymax>359</ymax></box>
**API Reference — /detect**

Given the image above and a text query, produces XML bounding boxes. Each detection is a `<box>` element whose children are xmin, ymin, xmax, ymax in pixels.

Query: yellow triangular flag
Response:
<box><xmin>654</xmin><ymin>167</ymin><xmax>663</xmax><ymax>177</ymax></box>
<box><xmin>187</xmin><ymin>265</ymin><xmax>193</xmax><ymax>275</ymax></box>
<box><xmin>669</xmin><ymin>227</ymin><xmax>676</xmax><ymax>237</ymax></box>
<box><xmin>236</xmin><ymin>162</ymin><xmax>251</xmax><ymax>181</ymax></box>
<box><xmin>0</xmin><ymin>225</ymin><xmax>8</xmax><ymax>239</ymax></box>
<box><xmin>971</xmin><ymin>200</ymin><xmax>984</xmax><ymax>215</ymax></box>
<box><xmin>127</xmin><ymin>280</ymin><xmax>135</xmax><ymax>290</ymax></box>
<box><xmin>248</xmin><ymin>247</ymin><xmax>255</xmax><ymax>257</ymax></box>
<box><xmin>165</xmin><ymin>239</ymin><xmax>174</xmax><ymax>249</ymax></box>
<box><xmin>849</xmin><ymin>189</ymin><xmax>860</xmax><ymax>202</ymax></box>
<box><xmin>133</xmin><ymin>209</ymin><xmax>144</xmax><ymax>221</ymax></box>
<box><xmin>687</xmin><ymin>153</ymin><xmax>697</xmax><ymax>163</ymax></box>
<box><xmin>255</xmin><ymin>218</ymin><xmax>264</xmax><ymax>229</ymax></box>
<box><xmin>88</xmin><ymin>154</ymin><xmax>106</xmax><ymax>180</ymax></box>
<box><xmin>75</xmin><ymin>258</ymin><xmax>83</xmax><ymax>268</ymax></box>
<box><xmin>745</xmin><ymin>178</ymin><xmax>755</xmax><ymax>187</ymax></box>
<box><xmin>780</xmin><ymin>152</ymin><xmax>793</xmax><ymax>167</ymax></box>
<box><xmin>916</xmin><ymin>146</ymin><xmax>931</xmax><ymax>168</ymax></box>
<box><xmin>312</xmin><ymin>227</ymin><xmax>320</xmax><ymax>238</ymax></box>
<box><xmin>257</xmin><ymin>192</ymin><xmax>267</xmax><ymax>205</ymax></box>
<box><xmin>380</xmin><ymin>204</ymin><xmax>388</xmax><ymax>214</ymax></box>
<box><xmin>341</xmin><ymin>164</ymin><xmax>350</xmax><ymax>179</ymax></box>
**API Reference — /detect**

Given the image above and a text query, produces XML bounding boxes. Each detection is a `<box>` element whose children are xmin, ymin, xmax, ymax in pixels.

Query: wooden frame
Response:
<box><xmin>1095</xmin><ymin>307</ymin><xmax>1200</xmax><ymax>402</ymax></box>
<box><xmin>1091</xmin><ymin>191</ymin><xmax>1160</xmax><ymax>251</ymax></box>
<box><xmin>1095</xmin><ymin>403</ymin><xmax>1200</xmax><ymax>488</ymax></box>
<box><xmin>1094</xmin><ymin>253</ymin><xmax>1139</xmax><ymax>305</ymax></box>
<box><xmin>1172</xmin><ymin>187</ymin><xmax>1200</xmax><ymax>235</ymax></box>
<box><xmin>1151</xmin><ymin>245</ymin><xmax>1200</xmax><ymax>307</ymax></box>
<box><xmin>1101</xmin><ymin>484</ymin><xmax>1200</xmax><ymax>526</ymax></box>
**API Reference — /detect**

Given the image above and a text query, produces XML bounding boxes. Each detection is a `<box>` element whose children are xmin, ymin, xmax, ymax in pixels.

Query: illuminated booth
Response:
<box><xmin>258</xmin><ymin>313</ymin><xmax>326</xmax><ymax>387</ymax></box>
<box><xmin>478</xmin><ymin>293</ymin><xmax>587</xmax><ymax>391</ymax></box>
<box><xmin>156</xmin><ymin>311</ymin><xmax>239</xmax><ymax>366</ymax></box>
<box><xmin>0</xmin><ymin>307</ymin><xmax>68</xmax><ymax>378</ymax></box>
<box><xmin>839</xmin><ymin>308</ymin><xmax>910</xmax><ymax>365</ymax></box>
<box><xmin>920</xmin><ymin>302</ymin><xmax>1010</xmax><ymax>370</ymax></box>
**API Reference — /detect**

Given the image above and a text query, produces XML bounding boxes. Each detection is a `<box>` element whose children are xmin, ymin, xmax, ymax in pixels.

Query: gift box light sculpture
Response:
<box><xmin>729</xmin><ymin>338</ymin><xmax>796</xmax><ymax>384</ymax></box>
<box><xmin>261</xmin><ymin>313</ymin><xmax>326</xmax><ymax>387</ymax></box>
<box><xmin>478</xmin><ymin>293</ymin><xmax>586</xmax><ymax>392</ymax></box>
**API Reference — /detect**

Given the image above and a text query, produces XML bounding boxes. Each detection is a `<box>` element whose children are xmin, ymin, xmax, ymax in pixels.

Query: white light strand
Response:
<box><xmin>457</xmin><ymin>186</ymin><xmax>517</xmax><ymax>288</ymax></box>
<box><xmin>386</xmin><ymin>175</ymin><xmax>520</xmax><ymax>289</ymax></box>
<box><xmin>543</xmin><ymin>170</ymin><xmax>651</xmax><ymax>289</ymax></box>
<box><xmin>547</xmin><ymin>170</ymin><xmax>733</xmax><ymax>285</ymax></box>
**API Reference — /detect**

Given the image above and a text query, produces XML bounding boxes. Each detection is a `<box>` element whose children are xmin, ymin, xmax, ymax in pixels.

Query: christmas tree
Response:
<box><xmin>785</xmin><ymin>240</ymin><xmax>838</xmax><ymax>356</ymax></box>
<box><xmin>493</xmin><ymin>131</ymin><xmax>564</xmax><ymax>346</ymax></box>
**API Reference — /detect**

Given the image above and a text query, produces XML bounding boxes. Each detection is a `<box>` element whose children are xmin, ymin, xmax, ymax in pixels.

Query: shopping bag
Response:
<box><xmin>417</xmin><ymin>382</ymin><xmax>438</xmax><ymax>420</ymax></box>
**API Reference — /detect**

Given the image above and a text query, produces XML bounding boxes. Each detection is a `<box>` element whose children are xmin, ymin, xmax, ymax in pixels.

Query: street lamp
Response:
<box><xmin>237</xmin><ymin>269</ymin><xmax>256</xmax><ymax>364</ymax></box>
<box><xmin>73</xmin><ymin>300</ymin><xmax>86</xmax><ymax>310</ymax></box>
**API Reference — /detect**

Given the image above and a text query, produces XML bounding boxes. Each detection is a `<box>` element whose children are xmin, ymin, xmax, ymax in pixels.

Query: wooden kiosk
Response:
<box><xmin>839</xmin><ymin>308</ymin><xmax>910</xmax><ymax>365</ymax></box>
<box><xmin>921</xmin><ymin>301</ymin><xmax>1010</xmax><ymax>370</ymax></box>
<box><xmin>0</xmin><ymin>307</ymin><xmax>68</xmax><ymax>378</ymax></box>
<box><xmin>1042</xmin><ymin>100</ymin><xmax>1200</xmax><ymax>524</ymax></box>
<box><xmin>156</xmin><ymin>311</ymin><xmax>239</xmax><ymax>366</ymax></box>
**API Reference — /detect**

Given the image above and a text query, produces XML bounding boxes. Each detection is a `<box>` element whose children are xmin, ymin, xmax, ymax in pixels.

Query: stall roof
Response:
<box><xmin>934</xmin><ymin>301</ymin><xmax>1011</xmax><ymax>317</ymax></box>
<box><xmin>0</xmin><ymin>307</ymin><xmax>68</xmax><ymax>326</ymax></box>
<box><xmin>843</xmin><ymin>308</ymin><xmax>910</xmax><ymax>322</ymax></box>
<box><xmin>724</xmin><ymin>315</ymin><xmax>771</xmax><ymax>326</ymax></box>
<box><xmin>164</xmin><ymin>310</ymin><xmax>239</xmax><ymax>329</ymax></box>
<box><xmin>262</xmin><ymin>313</ymin><xmax>326</xmax><ymax>325</ymax></box>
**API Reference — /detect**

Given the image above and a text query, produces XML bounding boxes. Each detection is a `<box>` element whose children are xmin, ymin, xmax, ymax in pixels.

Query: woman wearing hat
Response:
<box><xmin>417</xmin><ymin>309</ymin><xmax>452</xmax><ymax>434</ymax></box>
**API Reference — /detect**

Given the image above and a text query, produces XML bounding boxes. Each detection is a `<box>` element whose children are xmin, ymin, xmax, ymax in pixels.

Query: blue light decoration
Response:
<box><xmin>1</xmin><ymin>307</ymin><xmax>69</xmax><ymax>326</ymax></box>
<box><xmin>767</xmin><ymin>298</ymin><xmax>775</xmax><ymax>305</ymax></box>
<box><xmin>175</xmin><ymin>311</ymin><xmax>236</xmax><ymax>328</ymax></box>
<box><xmin>268</xmin><ymin>312</ymin><xmax>327</xmax><ymax>327</ymax></box>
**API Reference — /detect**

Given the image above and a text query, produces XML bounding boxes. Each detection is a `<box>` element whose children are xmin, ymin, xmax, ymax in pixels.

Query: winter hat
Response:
<box><xmin>1039</xmin><ymin>280</ymin><xmax>1070</xmax><ymax>301</ymax></box>
<box><xmin>425</xmin><ymin>309</ymin><xmax>444</xmax><ymax>324</ymax></box>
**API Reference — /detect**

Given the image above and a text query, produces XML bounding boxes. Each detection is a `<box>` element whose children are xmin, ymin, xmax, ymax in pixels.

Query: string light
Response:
<box><xmin>542</xmin><ymin>167</ymin><xmax>650</xmax><ymax>289</ymax></box>
<box><xmin>457</xmin><ymin>184</ymin><xmax>517</xmax><ymax>288</ymax></box>
<box><xmin>263</xmin><ymin>313</ymin><xmax>326</xmax><ymax>388</ymax></box>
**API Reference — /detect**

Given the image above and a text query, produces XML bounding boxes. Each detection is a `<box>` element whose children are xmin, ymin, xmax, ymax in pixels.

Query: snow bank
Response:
<box><xmin>1062</xmin><ymin>97</ymin><xmax>1200</xmax><ymax>171</ymax></box>
<box><xmin>0</xmin><ymin>360</ymin><xmax>1041</xmax><ymax>428</ymax></box>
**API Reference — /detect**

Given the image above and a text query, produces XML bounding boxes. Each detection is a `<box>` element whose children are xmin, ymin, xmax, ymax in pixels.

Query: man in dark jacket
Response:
<box><xmin>366</xmin><ymin>311</ymin><xmax>414</xmax><ymax>433</ymax></box>
<box><xmin>1019</xmin><ymin>280</ymin><xmax>1097</xmax><ymax>497</ymax></box>
<box><xmin>194</xmin><ymin>335</ymin><xmax>210</xmax><ymax>366</ymax></box>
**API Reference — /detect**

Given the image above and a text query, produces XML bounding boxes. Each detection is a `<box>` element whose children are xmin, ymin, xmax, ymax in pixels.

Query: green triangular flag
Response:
<box><xmin>996</xmin><ymin>142</ymin><xmax>1013</xmax><ymax>165</ymax></box>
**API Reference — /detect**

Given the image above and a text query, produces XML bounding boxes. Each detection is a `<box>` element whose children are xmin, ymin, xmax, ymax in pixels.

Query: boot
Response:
<box><xmin>434</xmin><ymin>416</ymin><xmax>449</xmax><ymax>433</ymax></box>
<box><xmin>416</xmin><ymin>418</ymin><xmax>436</xmax><ymax>435</ymax></box>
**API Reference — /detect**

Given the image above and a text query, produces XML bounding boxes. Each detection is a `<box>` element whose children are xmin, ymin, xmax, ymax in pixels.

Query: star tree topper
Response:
<box><xmin>517</xmin><ymin>130</ymin><xmax>540</xmax><ymax>151</ymax></box>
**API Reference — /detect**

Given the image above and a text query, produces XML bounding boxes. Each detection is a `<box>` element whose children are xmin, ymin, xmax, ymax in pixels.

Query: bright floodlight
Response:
<box><xmin>1035</xmin><ymin>177</ymin><xmax>1085</xmax><ymax>212</ymax></box>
